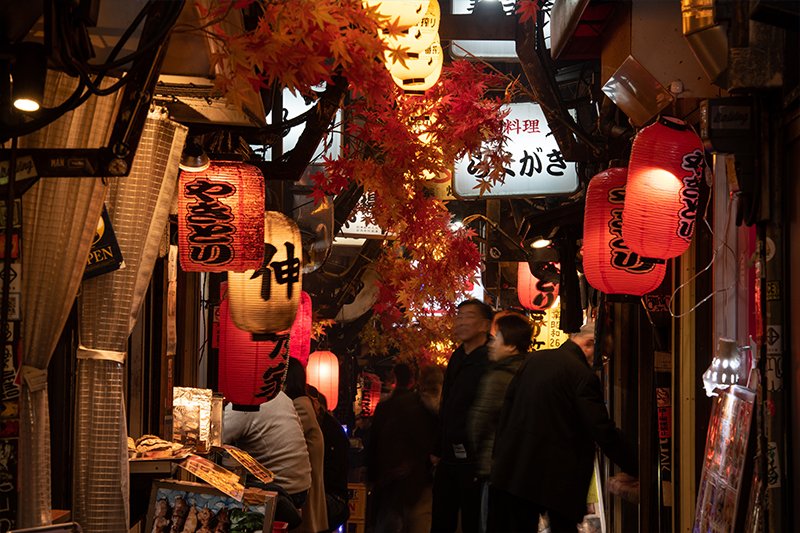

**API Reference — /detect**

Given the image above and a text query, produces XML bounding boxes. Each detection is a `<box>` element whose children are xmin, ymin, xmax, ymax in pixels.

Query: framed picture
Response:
<box><xmin>146</xmin><ymin>480</ymin><xmax>276</xmax><ymax>533</ymax></box>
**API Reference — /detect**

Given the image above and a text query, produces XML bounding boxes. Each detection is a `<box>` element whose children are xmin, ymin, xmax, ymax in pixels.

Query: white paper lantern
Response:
<box><xmin>228</xmin><ymin>211</ymin><xmax>303</xmax><ymax>333</ymax></box>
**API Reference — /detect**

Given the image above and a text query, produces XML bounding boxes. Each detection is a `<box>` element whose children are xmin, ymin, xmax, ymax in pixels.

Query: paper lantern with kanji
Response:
<box><xmin>364</xmin><ymin>0</ymin><xmax>430</xmax><ymax>28</ymax></box>
<box><xmin>623</xmin><ymin>117</ymin><xmax>705</xmax><ymax>259</ymax></box>
<box><xmin>307</xmin><ymin>350</ymin><xmax>339</xmax><ymax>411</ymax></box>
<box><xmin>517</xmin><ymin>262</ymin><xmax>560</xmax><ymax>311</ymax></box>
<box><xmin>289</xmin><ymin>291</ymin><xmax>313</xmax><ymax>367</ymax></box>
<box><xmin>583</xmin><ymin>167</ymin><xmax>666</xmax><ymax>296</ymax></box>
<box><xmin>356</xmin><ymin>372</ymin><xmax>382</xmax><ymax>417</ymax></box>
<box><xmin>390</xmin><ymin>38</ymin><xmax>443</xmax><ymax>93</ymax></box>
<box><xmin>228</xmin><ymin>211</ymin><xmax>303</xmax><ymax>333</ymax></box>
<box><xmin>178</xmin><ymin>161</ymin><xmax>265</xmax><ymax>272</ymax></box>
<box><xmin>218</xmin><ymin>285</ymin><xmax>290</xmax><ymax>407</ymax></box>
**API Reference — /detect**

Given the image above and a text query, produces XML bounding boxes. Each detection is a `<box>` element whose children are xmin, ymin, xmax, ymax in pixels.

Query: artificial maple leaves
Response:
<box><xmin>201</xmin><ymin>0</ymin><xmax>512</xmax><ymax>361</ymax></box>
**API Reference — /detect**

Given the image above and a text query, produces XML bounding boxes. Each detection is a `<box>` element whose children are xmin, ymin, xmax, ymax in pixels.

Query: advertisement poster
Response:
<box><xmin>693</xmin><ymin>385</ymin><xmax>755</xmax><ymax>533</ymax></box>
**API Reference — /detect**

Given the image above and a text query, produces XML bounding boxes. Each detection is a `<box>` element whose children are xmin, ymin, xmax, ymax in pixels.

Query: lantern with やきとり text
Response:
<box><xmin>583</xmin><ymin>167</ymin><xmax>666</xmax><ymax>296</ymax></box>
<box><xmin>289</xmin><ymin>291</ymin><xmax>313</xmax><ymax>367</ymax></box>
<box><xmin>517</xmin><ymin>262</ymin><xmax>560</xmax><ymax>311</ymax></box>
<box><xmin>218</xmin><ymin>284</ymin><xmax>290</xmax><ymax>407</ymax></box>
<box><xmin>622</xmin><ymin>117</ymin><xmax>705</xmax><ymax>260</ymax></box>
<box><xmin>307</xmin><ymin>350</ymin><xmax>339</xmax><ymax>411</ymax></box>
<box><xmin>178</xmin><ymin>161</ymin><xmax>265</xmax><ymax>272</ymax></box>
<box><xmin>228</xmin><ymin>211</ymin><xmax>302</xmax><ymax>334</ymax></box>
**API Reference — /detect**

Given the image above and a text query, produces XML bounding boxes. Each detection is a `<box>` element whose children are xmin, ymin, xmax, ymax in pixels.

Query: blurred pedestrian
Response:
<box><xmin>468</xmin><ymin>312</ymin><xmax>531</xmax><ymax>532</ymax></box>
<box><xmin>489</xmin><ymin>324</ymin><xmax>638</xmax><ymax>532</ymax></box>
<box><xmin>431</xmin><ymin>299</ymin><xmax>493</xmax><ymax>533</ymax></box>
<box><xmin>368</xmin><ymin>363</ymin><xmax>437</xmax><ymax>532</ymax></box>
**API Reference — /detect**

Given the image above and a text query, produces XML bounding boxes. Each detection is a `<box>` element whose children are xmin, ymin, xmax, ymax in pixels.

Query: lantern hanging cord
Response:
<box><xmin>666</xmin><ymin>182</ymin><xmax>738</xmax><ymax>319</ymax></box>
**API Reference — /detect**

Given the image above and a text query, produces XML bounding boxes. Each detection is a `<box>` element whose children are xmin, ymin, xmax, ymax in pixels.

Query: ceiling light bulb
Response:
<box><xmin>531</xmin><ymin>238</ymin><xmax>551</xmax><ymax>249</ymax></box>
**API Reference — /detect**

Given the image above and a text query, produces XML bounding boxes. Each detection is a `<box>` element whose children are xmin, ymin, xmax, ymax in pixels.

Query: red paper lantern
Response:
<box><xmin>178</xmin><ymin>161</ymin><xmax>265</xmax><ymax>272</ymax></box>
<box><xmin>307</xmin><ymin>350</ymin><xmax>339</xmax><ymax>410</ymax></box>
<box><xmin>218</xmin><ymin>283</ymin><xmax>289</xmax><ymax>407</ymax></box>
<box><xmin>623</xmin><ymin>117</ymin><xmax>705</xmax><ymax>259</ymax></box>
<box><xmin>517</xmin><ymin>262</ymin><xmax>560</xmax><ymax>311</ymax></box>
<box><xmin>289</xmin><ymin>291</ymin><xmax>313</xmax><ymax>367</ymax></box>
<box><xmin>357</xmin><ymin>372</ymin><xmax>382</xmax><ymax>418</ymax></box>
<box><xmin>583</xmin><ymin>167</ymin><xmax>667</xmax><ymax>296</ymax></box>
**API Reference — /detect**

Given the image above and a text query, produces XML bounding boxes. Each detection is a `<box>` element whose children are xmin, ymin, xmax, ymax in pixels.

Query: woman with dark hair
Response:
<box><xmin>468</xmin><ymin>312</ymin><xmax>532</xmax><ymax>533</ymax></box>
<box><xmin>285</xmin><ymin>357</ymin><xmax>328</xmax><ymax>533</ymax></box>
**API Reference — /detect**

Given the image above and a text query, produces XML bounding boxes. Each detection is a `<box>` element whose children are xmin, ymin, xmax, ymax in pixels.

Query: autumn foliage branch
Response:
<box><xmin>202</xmin><ymin>0</ymin><xmax>511</xmax><ymax>361</ymax></box>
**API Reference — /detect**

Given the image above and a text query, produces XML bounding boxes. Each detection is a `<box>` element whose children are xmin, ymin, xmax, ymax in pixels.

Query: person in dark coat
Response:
<box><xmin>467</xmin><ymin>312</ymin><xmax>531</xmax><ymax>532</ymax></box>
<box><xmin>488</xmin><ymin>325</ymin><xmax>638</xmax><ymax>532</ymax></box>
<box><xmin>368</xmin><ymin>363</ymin><xmax>438</xmax><ymax>532</ymax></box>
<box><xmin>307</xmin><ymin>387</ymin><xmax>350</xmax><ymax>532</ymax></box>
<box><xmin>431</xmin><ymin>299</ymin><xmax>493</xmax><ymax>533</ymax></box>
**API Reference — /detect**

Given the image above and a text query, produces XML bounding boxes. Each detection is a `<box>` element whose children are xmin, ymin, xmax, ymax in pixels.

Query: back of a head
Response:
<box><xmin>457</xmin><ymin>299</ymin><xmax>494</xmax><ymax>321</ymax></box>
<box><xmin>393</xmin><ymin>362</ymin><xmax>413</xmax><ymax>389</ymax></box>
<box><xmin>495</xmin><ymin>313</ymin><xmax>533</xmax><ymax>353</ymax></box>
<box><xmin>284</xmin><ymin>357</ymin><xmax>307</xmax><ymax>399</ymax></box>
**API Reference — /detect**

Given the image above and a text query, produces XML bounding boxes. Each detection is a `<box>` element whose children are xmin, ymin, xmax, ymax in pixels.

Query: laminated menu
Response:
<box><xmin>692</xmin><ymin>385</ymin><xmax>755</xmax><ymax>533</ymax></box>
<box><xmin>222</xmin><ymin>444</ymin><xmax>275</xmax><ymax>485</ymax></box>
<box><xmin>179</xmin><ymin>454</ymin><xmax>245</xmax><ymax>501</ymax></box>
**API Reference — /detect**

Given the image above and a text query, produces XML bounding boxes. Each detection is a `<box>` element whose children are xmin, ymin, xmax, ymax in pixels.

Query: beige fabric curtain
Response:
<box><xmin>17</xmin><ymin>72</ymin><xmax>120</xmax><ymax>528</ymax></box>
<box><xmin>73</xmin><ymin>109</ymin><xmax>186</xmax><ymax>532</ymax></box>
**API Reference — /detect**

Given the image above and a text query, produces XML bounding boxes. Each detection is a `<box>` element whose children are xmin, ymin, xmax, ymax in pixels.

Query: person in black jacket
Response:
<box><xmin>431</xmin><ymin>299</ymin><xmax>493</xmax><ymax>533</ymax></box>
<box><xmin>368</xmin><ymin>363</ymin><xmax>438</xmax><ymax>532</ymax></box>
<box><xmin>308</xmin><ymin>387</ymin><xmax>350</xmax><ymax>532</ymax></box>
<box><xmin>488</xmin><ymin>325</ymin><xmax>638</xmax><ymax>532</ymax></box>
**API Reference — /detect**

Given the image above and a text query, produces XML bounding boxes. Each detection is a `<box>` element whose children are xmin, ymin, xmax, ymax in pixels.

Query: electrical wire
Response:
<box><xmin>664</xmin><ymin>165</ymin><xmax>738</xmax><ymax>319</ymax></box>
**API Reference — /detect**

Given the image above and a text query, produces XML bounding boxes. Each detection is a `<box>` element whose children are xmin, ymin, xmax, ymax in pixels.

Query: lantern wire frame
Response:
<box><xmin>641</xmin><ymin>149</ymin><xmax>738</xmax><ymax>320</ymax></box>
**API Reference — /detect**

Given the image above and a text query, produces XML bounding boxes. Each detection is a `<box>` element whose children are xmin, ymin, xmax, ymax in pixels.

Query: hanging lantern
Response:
<box><xmin>380</xmin><ymin>0</ymin><xmax>440</xmax><ymax>53</ymax></box>
<box><xmin>218</xmin><ymin>284</ymin><xmax>290</xmax><ymax>407</ymax></box>
<box><xmin>583</xmin><ymin>167</ymin><xmax>667</xmax><ymax>296</ymax></box>
<box><xmin>307</xmin><ymin>350</ymin><xmax>339</xmax><ymax>410</ymax></box>
<box><xmin>178</xmin><ymin>161</ymin><xmax>265</xmax><ymax>272</ymax></box>
<box><xmin>228</xmin><ymin>211</ymin><xmax>303</xmax><ymax>333</ymax></box>
<box><xmin>289</xmin><ymin>291</ymin><xmax>313</xmax><ymax>366</ymax></box>
<box><xmin>531</xmin><ymin>301</ymin><xmax>570</xmax><ymax>351</ymax></box>
<box><xmin>517</xmin><ymin>262</ymin><xmax>560</xmax><ymax>311</ymax></box>
<box><xmin>356</xmin><ymin>372</ymin><xmax>382</xmax><ymax>418</ymax></box>
<box><xmin>364</xmin><ymin>0</ymin><xmax>430</xmax><ymax>29</ymax></box>
<box><xmin>390</xmin><ymin>37</ymin><xmax>443</xmax><ymax>93</ymax></box>
<box><xmin>622</xmin><ymin>117</ymin><xmax>705</xmax><ymax>259</ymax></box>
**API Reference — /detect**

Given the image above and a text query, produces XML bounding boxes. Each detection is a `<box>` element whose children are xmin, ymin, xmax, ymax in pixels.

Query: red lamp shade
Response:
<box><xmin>357</xmin><ymin>372</ymin><xmax>382</xmax><ymax>418</ymax></box>
<box><xmin>622</xmin><ymin>117</ymin><xmax>705</xmax><ymax>259</ymax></box>
<box><xmin>583</xmin><ymin>167</ymin><xmax>667</xmax><ymax>296</ymax></box>
<box><xmin>307</xmin><ymin>350</ymin><xmax>339</xmax><ymax>411</ymax></box>
<box><xmin>178</xmin><ymin>161</ymin><xmax>265</xmax><ymax>272</ymax></box>
<box><xmin>228</xmin><ymin>211</ymin><xmax>303</xmax><ymax>333</ymax></box>
<box><xmin>218</xmin><ymin>284</ymin><xmax>289</xmax><ymax>406</ymax></box>
<box><xmin>289</xmin><ymin>291</ymin><xmax>313</xmax><ymax>367</ymax></box>
<box><xmin>517</xmin><ymin>262</ymin><xmax>560</xmax><ymax>311</ymax></box>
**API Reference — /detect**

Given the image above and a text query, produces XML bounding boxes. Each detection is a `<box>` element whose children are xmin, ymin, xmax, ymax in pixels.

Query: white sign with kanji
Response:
<box><xmin>453</xmin><ymin>102</ymin><xmax>579</xmax><ymax>198</ymax></box>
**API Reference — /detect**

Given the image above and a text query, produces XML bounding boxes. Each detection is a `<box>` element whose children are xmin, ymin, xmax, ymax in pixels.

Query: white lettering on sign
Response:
<box><xmin>453</xmin><ymin>102</ymin><xmax>579</xmax><ymax>198</ymax></box>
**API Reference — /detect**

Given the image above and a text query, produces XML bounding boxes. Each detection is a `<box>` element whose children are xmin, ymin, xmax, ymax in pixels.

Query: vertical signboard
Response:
<box><xmin>0</xmin><ymin>198</ymin><xmax>21</xmax><ymax>529</ymax></box>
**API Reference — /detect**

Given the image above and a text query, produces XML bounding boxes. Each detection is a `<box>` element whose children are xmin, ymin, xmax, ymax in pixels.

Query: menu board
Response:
<box><xmin>222</xmin><ymin>444</ymin><xmax>275</xmax><ymax>485</ymax></box>
<box><xmin>179</xmin><ymin>455</ymin><xmax>244</xmax><ymax>501</ymax></box>
<box><xmin>693</xmin><ymin>385</ymin><xmax>755</xmax><ymax>533</ymax></box>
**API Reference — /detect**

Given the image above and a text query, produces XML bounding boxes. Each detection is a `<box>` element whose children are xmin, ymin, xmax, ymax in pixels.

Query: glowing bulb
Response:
<box><xmin>531</xmin><ymin>238</ymin><xmax>551</xmax><ymax>249</ymax></box>
<box><xmin>14</xmin><ymin>98</ymin><xmax>40</xmax><ymax>112</ymax></box>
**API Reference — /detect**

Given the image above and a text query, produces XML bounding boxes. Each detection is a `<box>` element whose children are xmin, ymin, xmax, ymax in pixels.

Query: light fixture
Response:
<box><xmin>531</xmin><ymin>238</ymin><xmax>552</xmax><ymax>249</ymax></box>
<box><xmin>702</xmin><ymin>338</ymin><xmax>744</xmax><ymax>397</ymax></box>
<box><xmin>12</xmin><ymin>42</ymin><xmax>46</xmax><ymax>113</ymax></box>
<box><xmin>307</xmin><ymin>350</ymin><xmax>340</xmax><ymax>410</ymax></box>
<box><xmin>178</xmin><ymin>139</ymin><xmax>211</xmax><ymax>172</ymax></box>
